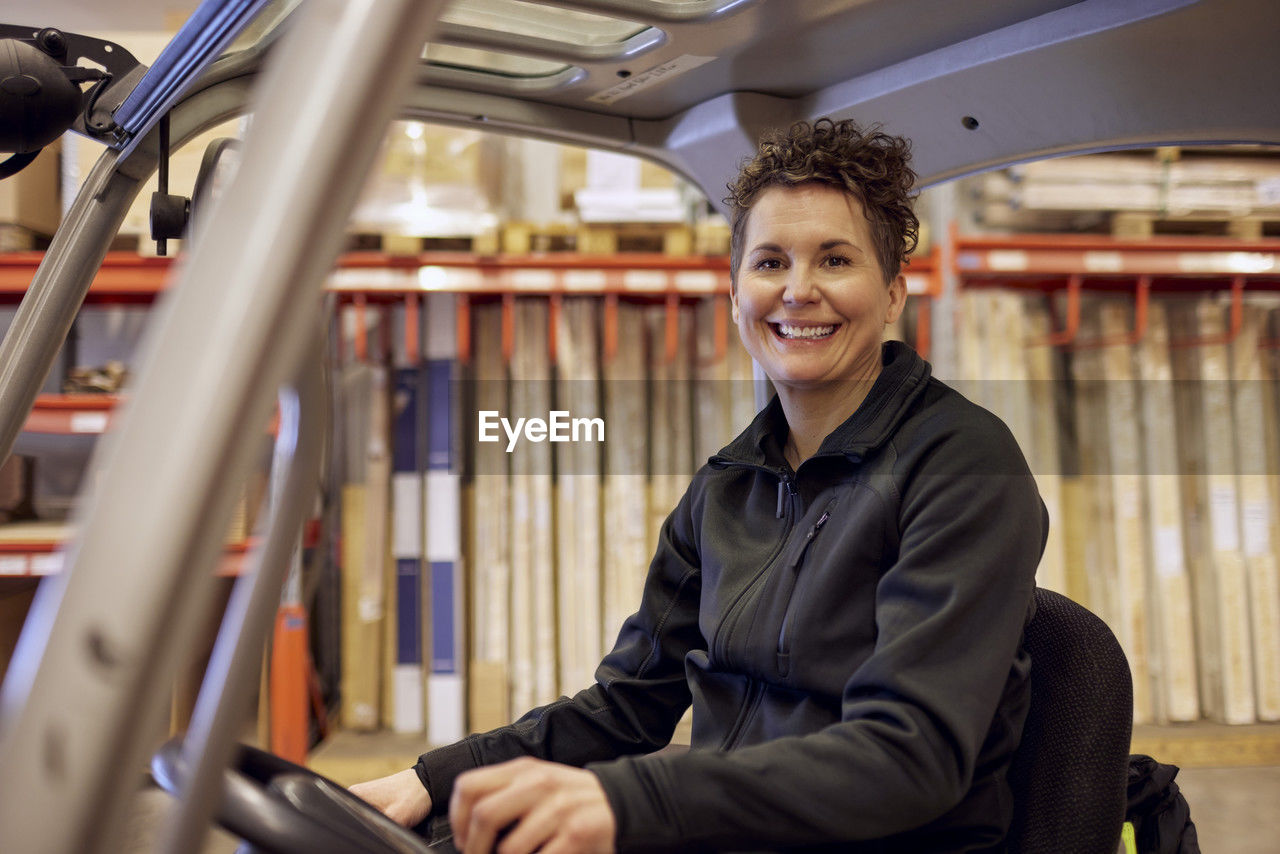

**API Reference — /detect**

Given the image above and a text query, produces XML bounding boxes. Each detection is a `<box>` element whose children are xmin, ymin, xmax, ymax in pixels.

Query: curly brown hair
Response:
<box><xmin>725</xmin><ymin>118</ymin><xmax>919</xmax><ymax>285</ymax></box>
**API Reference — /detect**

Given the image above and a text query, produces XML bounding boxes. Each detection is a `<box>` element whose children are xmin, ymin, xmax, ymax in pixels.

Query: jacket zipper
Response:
<box><xmin>776</xmin><ymin>469</ymin><xmax>797</xmax><ymax>519</ymax></box>
<box><xmin>719</xmin><ymin>678</ymin><xmax>765</xmax><ymax>750</ymax></box>
<box><xmin>705</xmin><ymin>462</ymin><xmax>797</xmax><ymax>666</ymax></box>
<box><xmin>776</xmin><ymin>498</ymin><xmax>837</xmax><ymax>673</ymax></box>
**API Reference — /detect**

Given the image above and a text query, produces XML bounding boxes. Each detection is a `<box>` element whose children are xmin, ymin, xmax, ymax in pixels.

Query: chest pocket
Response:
<box><xmin>767</xmin><ymin>483</ymin><xmax>887</xmax><ymax>684</ymax></box>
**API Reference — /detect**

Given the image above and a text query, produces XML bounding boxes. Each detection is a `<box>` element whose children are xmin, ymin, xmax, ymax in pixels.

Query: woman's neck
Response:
<box><xmin>777</xmin><ymin>367</ymin><xmax>881</xmax><ymax>467</ymax></box>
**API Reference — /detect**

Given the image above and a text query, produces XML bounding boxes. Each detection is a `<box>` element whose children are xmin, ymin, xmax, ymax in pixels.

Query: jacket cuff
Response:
<box><xmin>415</xmin><ymin>739</ymin><xmax>481</xmax><ymax>817</ymax></box>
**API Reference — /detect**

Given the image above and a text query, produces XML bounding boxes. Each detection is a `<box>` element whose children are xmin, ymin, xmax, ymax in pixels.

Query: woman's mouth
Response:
<box><xmin>771</xmin><ymin>322</ymin><xmax>838</xmax><ymax>340</ymax></box>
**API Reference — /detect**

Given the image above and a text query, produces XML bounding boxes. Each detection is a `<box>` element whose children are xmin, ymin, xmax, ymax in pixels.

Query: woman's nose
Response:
<box><xmin>783</xmin><ymin>265</ymin><xmax>819</xmax><ymax>304</ymax></box>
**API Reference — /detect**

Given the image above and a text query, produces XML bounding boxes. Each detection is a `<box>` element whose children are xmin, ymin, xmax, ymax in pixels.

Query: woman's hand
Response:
<box><xmin>450</xmin><ymin>757</ymin><xmax>616</xmax><ymax>854</ymax></box>
<box><xmin>349</xmin><ymin>767</ymin><xmax>433</xmax><ymax>828</ymax></box>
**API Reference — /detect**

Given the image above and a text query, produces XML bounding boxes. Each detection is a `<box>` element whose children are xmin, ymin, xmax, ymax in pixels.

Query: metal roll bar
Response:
<box><xmin>0</xmin><ymin>1</ymin><xmax>447</xmax><ymax>851</ymax></box>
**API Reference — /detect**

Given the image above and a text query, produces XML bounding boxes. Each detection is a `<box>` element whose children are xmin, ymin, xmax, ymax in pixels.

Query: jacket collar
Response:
<box><xmin>712</xmin><ymin>341</ymin><xmax>932</xmax><ymax>468</ymax></box>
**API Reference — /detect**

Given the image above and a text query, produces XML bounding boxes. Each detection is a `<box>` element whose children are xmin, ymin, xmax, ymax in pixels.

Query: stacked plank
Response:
<box><xmin>468</xmin><ymin>302</ymin><xmax>514</xmax><ymax>732</ymax></box>
<box><xmin>951</xmin><ymin>290</ymin><xmax>1068</xmax><ymax>594</ymax></box>
<box><xmin>337</xmin><ymin>343</ymin><xmax>389</xmax><ymax>731</ymax></box>
<box><xmin>509</xmin><ymin>298</ymin><xmax>558</xmax><ymax>712</ymax></box>
<box><xmin>554</xmin><ymin>298</ymin><xmax>604</xmax><ymax>695</ymax></box>
<box><xmin>459</xmin><ymin>295</ymin><xmax>760</xmax><ymax>734</ymax></box>
<box><xmin>1138</xmin><ymin>302</ymin><xmax>1200</xmax><ymax>723</ymax></box>
<box><xmin>955</xmin><ymin>288</ymin><xmax>1280</xmax><ymax>725</ymax></box>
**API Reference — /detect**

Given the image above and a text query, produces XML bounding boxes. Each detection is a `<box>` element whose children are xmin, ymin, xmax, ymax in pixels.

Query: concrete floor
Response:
<box><xmin>1173</xmin><ymin>765</ymin><xmax>1280</xmax><ymax>854</ymax></box>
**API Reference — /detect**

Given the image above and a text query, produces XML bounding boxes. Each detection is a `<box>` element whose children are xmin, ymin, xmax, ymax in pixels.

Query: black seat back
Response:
<box><xmin>1007</xmin><ymin>587</ymin><xmax>1133</xmax><ymax>854</ymax></box>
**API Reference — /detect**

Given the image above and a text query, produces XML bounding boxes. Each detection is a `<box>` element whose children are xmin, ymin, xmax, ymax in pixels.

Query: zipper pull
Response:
<box><xmin>776</xmin><ymin>470</ymin><xmax>796</xmax><ymax>519</ymax></box>
<box><xmin>808</xmin><ymin>510</ymin><xmax>831</xmax><ymax>539</ymax></box>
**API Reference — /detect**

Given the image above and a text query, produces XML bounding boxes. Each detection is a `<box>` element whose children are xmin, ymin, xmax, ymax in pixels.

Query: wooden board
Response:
<box><xmin>469</xmin><ymin>302</ymin><xmax>512</xmax><ymax>732</ymax></box>
<box><xmin>1137</xmin><ymin>300</ymin><xmax>1200</xmax><ymax>722</ymax></box>
<box><xmin>1196</xmin><ymin>299</ymin><xmax>1255</xmax><ymax>724</ymax></box>
<box><xmin>955</xmin><ymin>290</ymin><xmax>991</xmax><ymax>410</ymax></box>
<box><xmin>510</xmin><ymin>298</ymin><xmax>557</xmax><ymax>710</ymax></box>
<box><xmin>1172</xmin><ymin>299</ymin><xmax>1255</xmax><ymax>723</ymax></box>
<box><xmin>368</xmin><ymin>364</ymin><xmax>396</xmax><ymax>731</ymax></box>
<box><xmin>1022</xmin><ymin>298</ymin><xmax>1068</xmax><ymax>595</ymax></box>
<box><xmin>694</xmin><ymin>296</ymin><xmax>734</xmax><ymax>466</ymax></box>
<box><xmin>988</xmin><ymin>292</ymin><xmax>1035</xmax><ymax>458</ymax></box>
<box><xmin>1233</xmin><ymin>304</ymin><xmax>1280</xmax><ymax>721</ymax></box>
<box><xmin>340</xmin><ymin>482</ymin><xmax>380</xmax><ymax>730</ymax></box>
<box><xmin>602</xmin><ymin>301</ymin><xmax>650</xmax><ymax>650</ymax></box>
<box><xmin>1069</xmin><ymin>302</ymin><xmax>1120</xmax><ymax>631</ymax></box>
<box><xmin>1099</xmin><ymin>299</ymin><xmax>1154</xmax><ymax>724</ymax></box>
<box><xmin>554</xmin><ymin>297</ymin><xmax>604</xmax><ymax>694</ymax></box>
<box><xmin>336</xmin><ymin>358</ymin><xmax>386</xmax><ymax>731</ymax></box>
<box><xmin>728</xmin><ymin>303</ymin><xmax>759</xmax><ymax>437</ymax></box>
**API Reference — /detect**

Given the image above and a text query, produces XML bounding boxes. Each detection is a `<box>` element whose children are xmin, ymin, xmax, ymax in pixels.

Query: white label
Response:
<box><xmin>30</xmin><ymin>552</ymin><xmax>63</xmax><ymax>575</ymax></box>
<box><xmin>986</xmin><ymin>250</ymin><xmax>1029</xmax><ymax>271</ymax></box>
<box><xmin>1177</xmin><ymin>252</ymin><xmax>1276</xmax><ymax>274</ymax></box>
<box><xmin>563</xmin><ymin>271</ymin><xmax>606</xmax><ymax>292</ymax></box>
<box><xmin>511</xmin><ymin>269</ymin><xmax>557</xmax><ymax>291</ymax></box>
<box><xmin>392</xmin><ymin>473</ymin><xmax>423</xmax><ymax>558</ymax></box>
<box><xmin>1210</xmin><ymin>485</ymin><xmax>1240</xmax><ymax>552</ymax></box>
<box><xmin>673</xmin><ymin>271</ymin><xmax>718</xmax><ymax>293</ymax></box>
<box><xmin>0</xmin><ymin>555</ymin><xmax>28</xmax><ymax>576</ymax></box>
<box><xmin>1154</xmin><ymin>526</ymin><xmax>1185</xmax><ymax>578</ymax></box>
<box><xmin>1242</xmin><ymin>500</ymin><xmax>1272</xmax><ymax>557</ymax></box>
<box><xmin>425</xmin><ymin>471</ymin><xmax>462</xmax><ymax>562</ymax></box>
<box><xmin>621</xmin><ymin>270</ymin><xmax>668</xmax><ymax>292</ymax></box>
<box><xmin>588</xmin><ymin>55</ymin><xmax>716</xmax><ymax>105</ymax></box>
<box><xmin>1084</xmin><ymin>251</ymin><xmax>1125</xmax><ymax>273</ymax></box>
<box><xmin>391</xmin><ymin>665</ymin><xmax>425</xmax><ymax>734</ymax></box>
<box><xmin>358</xmin><ymin>595</ymin><xmax>382</xmax><ymax>623</ymax></box>
<box><xmin>70</xmin><ymin>412</ymin><xmax>109</xmax><ymax>433</ymax></box>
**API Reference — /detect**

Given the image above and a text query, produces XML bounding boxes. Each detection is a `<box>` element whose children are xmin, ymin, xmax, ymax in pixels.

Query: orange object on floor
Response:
<box><xmin>270</xmin><ymin>603</ymin><xmax>310</xmax><ymax>763</ymax></box>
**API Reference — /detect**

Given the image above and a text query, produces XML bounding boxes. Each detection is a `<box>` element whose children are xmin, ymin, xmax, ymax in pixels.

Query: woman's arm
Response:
<box><xmin>358</xmin><ymin>483</ymin><xmax>706</xmax><ymax>825</ymax></box>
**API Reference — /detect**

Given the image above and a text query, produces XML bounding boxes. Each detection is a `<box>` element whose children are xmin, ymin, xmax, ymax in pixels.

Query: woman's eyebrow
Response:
<box><xmin>819</xmin><ymin>239</ymin><xmax>862</xmax><ymax>253</ymax></box>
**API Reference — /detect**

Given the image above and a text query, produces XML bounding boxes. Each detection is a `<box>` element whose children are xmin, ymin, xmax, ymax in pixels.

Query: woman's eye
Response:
<box><xmin>754</xmin><ymin>257</ymin><xmax>782</xmax><ymax>270</ymax></box>
<box><xmin>824</xmin><ymin>255</ymin><xmax>850</xmax><ymax>267</ymax></box>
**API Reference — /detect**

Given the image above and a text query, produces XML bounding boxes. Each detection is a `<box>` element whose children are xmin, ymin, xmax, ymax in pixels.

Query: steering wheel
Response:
<box><xmin>151</xmin><ymin>737</ymin><xmax>455</xmax><ymax>853</ymax></box>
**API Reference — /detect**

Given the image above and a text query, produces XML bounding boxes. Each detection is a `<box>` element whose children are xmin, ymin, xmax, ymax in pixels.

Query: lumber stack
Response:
<box><xmin>956</xmin><ymin>288</ymin><xmax>1280</xmax><ymax>726</ymax></box>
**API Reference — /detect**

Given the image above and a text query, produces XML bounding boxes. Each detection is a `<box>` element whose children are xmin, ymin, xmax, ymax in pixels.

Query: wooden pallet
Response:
<box><xmin>343</xmin><ymin>220</ymin><xmax>730</xmax><ymax>258</ymax></box>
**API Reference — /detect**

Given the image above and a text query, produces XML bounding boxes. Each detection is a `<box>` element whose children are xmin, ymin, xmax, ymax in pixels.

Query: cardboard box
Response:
<box><xmin>0</xmin><ymin>142</ymin><xmax>61</xmax><ymax>238</ymax></box>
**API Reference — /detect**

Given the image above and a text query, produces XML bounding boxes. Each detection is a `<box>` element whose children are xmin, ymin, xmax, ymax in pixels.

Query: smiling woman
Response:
<box><xmin>725</xmin><ymin>119</ymin><xmax>916</xmax><ymax>464</ymax></box>
<box><xmin>354</xmin><ymin>118</ymin><xmax>1049</xmax><ymax>854</ymax></box>
<box><xmin>731</xmin><ymin>183</ymin><xmax>907</xmax><ymax>463</ymax></box>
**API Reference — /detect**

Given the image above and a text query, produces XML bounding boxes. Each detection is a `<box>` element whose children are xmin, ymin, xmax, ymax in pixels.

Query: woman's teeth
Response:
<box><xmin>775</xmin><ymin>323</ymin><xmax>836</xmax><ymax>339</ymax></box>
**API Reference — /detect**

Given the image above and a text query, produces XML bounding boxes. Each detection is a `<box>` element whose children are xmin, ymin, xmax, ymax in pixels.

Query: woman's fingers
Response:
<box><xmin>497</xmin><ymin>777</ymin><xmax>615</xmax><ymax>854</ymax></box>
<box><xmin>449</xmin><ymin>758</ymin><xmax>615</xmax><ymax>854</ymax></box>
<box><xmin>452</xmin><ymin>758</ymin><xmax>547</xmax><ymax>853</ymax></box>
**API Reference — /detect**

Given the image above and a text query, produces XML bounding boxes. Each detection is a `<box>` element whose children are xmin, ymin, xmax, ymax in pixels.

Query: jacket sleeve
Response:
<box><xmin>413</xmin><ymin>483</ymin><xmax>705</xmax><ymax>815</ymax></box>
<box><xmin>588</xmin><ymin>411</ymin><xmax>1046</xmax><ymax>851</ymax></box>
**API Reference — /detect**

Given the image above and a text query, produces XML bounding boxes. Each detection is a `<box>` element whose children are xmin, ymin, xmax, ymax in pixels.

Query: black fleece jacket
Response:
<box><xmin>415</xmin><ymin>341</ymin><xmax>1047</xmax><ymax>852</ymax></box>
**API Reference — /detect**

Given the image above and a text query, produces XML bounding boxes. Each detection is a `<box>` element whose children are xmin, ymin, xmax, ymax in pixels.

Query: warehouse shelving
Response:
<box><xmin>5</xmin><ymin>235</ymin><xmax>1279</xmax><ymax>763</ymax></box>
<box><xmin>0</xmin><ymin>529</ymin><xmax>252</xmax><ymax>578</ymax></box>
<box><xmin>953</xmin><ymin>234</ymin><xmax>1280</xmax><ymax>310</ymax></box>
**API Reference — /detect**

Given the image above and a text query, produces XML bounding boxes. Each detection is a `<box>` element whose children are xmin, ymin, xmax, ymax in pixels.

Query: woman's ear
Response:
<box><xmin>730</xmin><ymin>283</ymin><xmax>740</xmax><ymax>323</ymax></box>
<box><xmin>885</xmin><ymin>274</ymin><xmax>907</xmax><ymax>325</ymax></box>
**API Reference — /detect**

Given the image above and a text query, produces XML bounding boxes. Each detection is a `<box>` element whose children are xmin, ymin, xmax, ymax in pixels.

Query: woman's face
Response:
<box><xmin>732</xmin><ymin>183</ymin><xmax>906</xmax><ymax>395</ymax></box>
